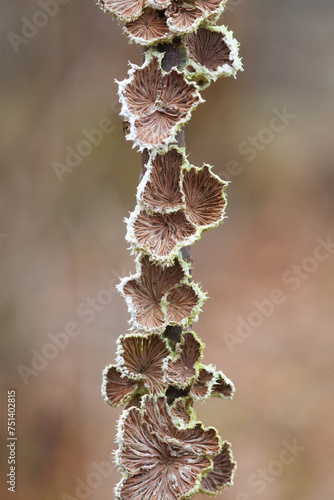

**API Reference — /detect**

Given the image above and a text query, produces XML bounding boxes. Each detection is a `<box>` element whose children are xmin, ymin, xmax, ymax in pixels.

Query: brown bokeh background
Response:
<box><xmin>1</xmin><ymin>1</ymin><xmax>334</xmax><ymax>499</ymax></box>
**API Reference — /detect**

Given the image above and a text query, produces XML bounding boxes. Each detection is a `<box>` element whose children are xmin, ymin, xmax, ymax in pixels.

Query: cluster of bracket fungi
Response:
<box><xmin>96</xmin><ymin>0</ymin><xmax>242</xmax><ymax>497</ymax></box>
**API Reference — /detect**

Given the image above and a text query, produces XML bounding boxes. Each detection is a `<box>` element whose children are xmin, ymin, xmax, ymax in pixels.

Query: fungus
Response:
<box><xmin>118</xmin><ymin>255</ymin><xmax>204</xmax><ymax>331</ymax></box>
<box><xmin>97</xmin><ymin>0</ymin><xmax>145</xmax><ymax>22</ymax></box>
<box><xmin>124</xmin><ymin>10</ymin><xmax>172</xmax><ymax>44</ymax></box>
<box><xmin>94</xmin><ymin>0</ymin><xmax>242</xmax><ymax>494</ymax></box>
<box><xmin>116</xmin><ymin>399</ymin><xmax>214</xmax><ymax>499</ymax></box>
<box><xmin>119</xmin><ymin>56</ymin><xmax>203</xmax><ymax>149</ymax></box>
<box><xmin>182</xmin><ymin>165</ymin><xmax>227</xmax><ymax>228</ymax></box>
<box><xmin>131</xmin><ymin>210</ymin><xmax>196</xmax><ymax>259</ymax></box>
<box><xmin>166</xmin><ymin>331</ymin><xmax>203</xmax><ymax>388</ymax></box>
<box><xmin>102</xmin><ymin>365</ymin><xmax>138</xmax><ymax>406</ymax></box>
<box><xmin>116</xmin><ymin>333</ymin><xmax>170</xmax><ymax>394</ymax></box>
<box><xmin>140</xmin><ymin>148</ymin><xmax>184</xmax><ymax>212</ymax></box>
<box><xmin>200</xmin><ymin>442</ymin><xmax>236</xmax><ymax>494</ymax></box>
<box><xmin>184</xmin><ymin>26</ymin><xmax>243</xmax><ymax>87</ymax></box>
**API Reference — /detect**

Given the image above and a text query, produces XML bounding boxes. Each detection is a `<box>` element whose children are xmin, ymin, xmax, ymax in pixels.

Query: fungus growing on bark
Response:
<box><xmin>165</xmin><ymin>283</ymin><xmax>204</xmax><ymax>325</ymax></box>
<box><xmin>186</xmin><ymin>27</ymin><xmax>231</xmax><ymax>71</ymax></box>
<box><xmin>130</xmin><ymin>209</ymin><xmax>196</xmax><ymax>259</ymax></box>
<box><xmin>102</xmin><ymin>365</ymin><xmax>138</xmax><ymax>406</ymax></box>
<box><xmin>170</xmin><ymin>397</ymin><xmax>194</xmax><ymax>425</ymax></box>
<box><xmin>139</xmin><ymin>396</ymin><xmax>220</xmax><ymax>456</ymax></box>
<box><xmin>94</xmin><ymin>0</ymin><xmax>243</xmax><ymax>495</ymax></box>
<box><xmin>165</xmin><ymin>3</ymin><xmax>204</xmax><ymax>34</ymax></box>
<box><xmin>129</xmin><ymin>156</ymin><xmax>229</xmax><ymax>262</ymax></box>
<box><xmin>190</xmin><ymin>365</ymin><xmax>216</xmax><ymax>400</ymax></box>
<box><xmin>116</xmin><ymin>398</ymin><xmax>215</xmax><ymax>499</ymax></box>
<box><xmin>97</xmin><ymin>0</ymin><xmax>173</xmax><ymax>21</ymax></box>
<box><xmin>200</xmin><ymin>442</ymin><xmax>236</xmax><ymax>494</ymax></box>
<box><xmin>97</xmin><ymin>0</ymin><xmax>146</xmax><ymax>22</ymax></box>
<box><xmin>166</xmin><ymin>0</ymin><xmax>227</xmax><ymax>35</ymax></box>
<box><xmin>119</xmin><ymin>255</ymin><xmax>184</xmax><ymax>330</ymax></box>
<box><xmin>211</xmin><ymin>370</ymin><xmax>235</xmax><ymax>399</ymax></box>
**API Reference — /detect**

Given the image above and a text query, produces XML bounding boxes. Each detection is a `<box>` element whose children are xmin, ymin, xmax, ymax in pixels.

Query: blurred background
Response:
<box><xmin>1</xmin><ymin>0</ymin><xmax>334</xmax><ymax>499</ymax></box>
